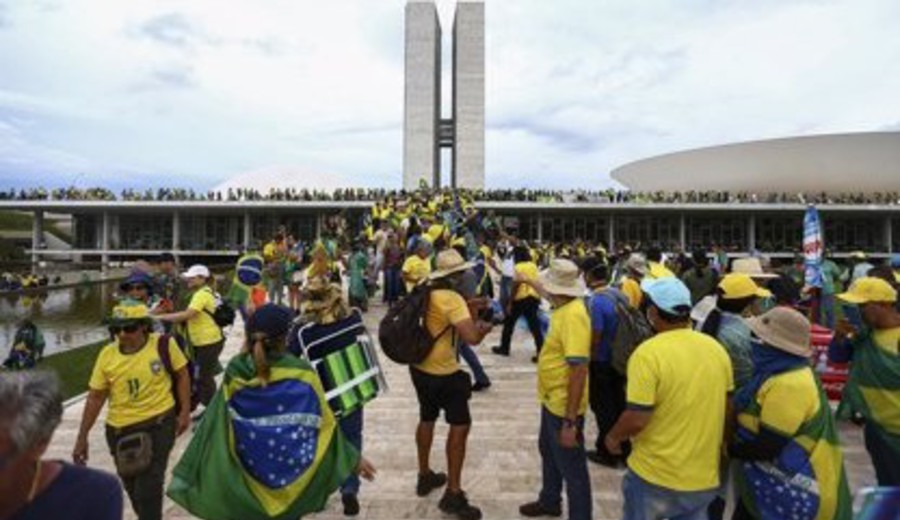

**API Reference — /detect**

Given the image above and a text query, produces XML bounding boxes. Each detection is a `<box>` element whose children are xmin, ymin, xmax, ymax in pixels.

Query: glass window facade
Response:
<box><xmin>614</xmin><ymin>215</ymin><xmax>679</xmax><ymax>250</ymax></box>
<box><xmin>116</xmin><ymin>214</ymin><xmax>172</xmax><ymax>250</ymax></box>
<box><xmin>180</xmin><ymin>214</ymin><xmax>243</xmax><ymax>251</ymax></box>
<box><xmin>823</xmin><ymin>215</ymin><xmax>886</xmax><ymax>253</ymax></box>
<box><xmin>73</xmin><ymin>214</ymin><xmax>99</xmax><ymax>249</ymax></box>
<box><xmin>686</xmin><ymin>215</ymin><xmax>746</xmax><ymax>251</ymax></box>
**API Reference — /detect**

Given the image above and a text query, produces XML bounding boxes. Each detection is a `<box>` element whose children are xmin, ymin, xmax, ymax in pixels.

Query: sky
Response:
<box><xmin>1</xmin><ymin>0</ymin><xmax>899</xmax><ymax>192</ymax></box>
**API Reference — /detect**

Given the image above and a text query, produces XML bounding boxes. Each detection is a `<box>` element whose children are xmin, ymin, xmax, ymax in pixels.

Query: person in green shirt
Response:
<box><xmin>818</xmin><ymin>253</ymin><xmax>845</xmax><ymax>329</ymax></box>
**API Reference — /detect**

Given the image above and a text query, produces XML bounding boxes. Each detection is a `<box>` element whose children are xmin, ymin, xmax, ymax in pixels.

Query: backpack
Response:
<box><xmin>203</xmin><ymin>287</ymin><xmax>236</xmax><ymax>328</ymax></box>
<box><xmin>158</xmin><ymin>334</ymin><xmax>201</xmax><ymax>412</ymax></box>
<box><xmin>597</xmin><ymin>291</ymin><xmax>655</xmax><ymax>375</ymax></box>
<box><xmin>378</xmin><ymin>283</ymin><xmax>451</xmax><ymax>364</ymax></box>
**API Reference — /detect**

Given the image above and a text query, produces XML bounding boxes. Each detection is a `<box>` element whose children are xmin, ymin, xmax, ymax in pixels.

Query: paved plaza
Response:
<box><xmin>46</xmin><ymin>301</ymin><xmax>877</xmax><ymax>519</ymax></box>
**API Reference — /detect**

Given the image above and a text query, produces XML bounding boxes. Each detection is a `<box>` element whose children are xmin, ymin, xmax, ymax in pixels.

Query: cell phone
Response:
<box><xmin>842</xmin><ymin>304</ymin><xmax>864</xmax><ymax>332</ymax></box>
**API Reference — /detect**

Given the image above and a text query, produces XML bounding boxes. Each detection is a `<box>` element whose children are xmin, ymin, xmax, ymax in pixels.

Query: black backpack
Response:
<box><xmin>596</xmin><ymin>291</ymin><xmax>655</xmax><ymax>375</ymax></box>
<box><xmin>378</xmin><ymin>283</ymin><xmax>450</xmax><ymax>364</ymax></box>
<box><xmin>202</xmin><ymin>287</ymin><xmax>236</xmax><ymax>328</ymax></box>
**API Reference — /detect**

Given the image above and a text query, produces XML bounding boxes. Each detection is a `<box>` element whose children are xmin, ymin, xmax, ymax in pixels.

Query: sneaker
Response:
<box><xmin>519</xmin><ymin>500</ymin><xmax>562</xmax><ymax>517</ymax></box>
<box><xmin>438</xmin><ymin>490</ymin><xmax>482</xmax><ymax>520</ymax></box>
<box><xmin>341</xmin><ymin>494</ymin><xmax>360</xmax><ymax>516</ymax></box>
<box><xmin>471</xmin><ymin>381</ymin><xmax>491</xmax><ymax>392</ymax></box>
<box><xmin>491</xmin><ymin>346</ymin><xmax>509</xmax><ymax>356</ymax></box>
<box><xmin>586</xmin><ymin>450</ymin><xmax>620</xmax><ymax>469</ymax></box>
<box><xmin>416</xmin><ymin>470</ymin><xmax>447</xmax><ymax>497</ymax></box>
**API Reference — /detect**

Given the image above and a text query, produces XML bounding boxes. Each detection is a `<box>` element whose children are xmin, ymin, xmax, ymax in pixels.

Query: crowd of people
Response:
<box><xmin>1</xmin><ymin>185</ymin><xmax>899</xmax><ymax>520</ymax></box>
<box><xmin>4</xmin><ymin>184</ymin><xmax>900</xmax><ymax>206</ymax></box>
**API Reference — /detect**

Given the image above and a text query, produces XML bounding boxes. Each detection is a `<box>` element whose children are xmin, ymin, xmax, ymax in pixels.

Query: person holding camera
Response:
<box><xmin>73</xmin><ymin>300</ymin><xmax>191</xmax><ymax>520</ymax></box>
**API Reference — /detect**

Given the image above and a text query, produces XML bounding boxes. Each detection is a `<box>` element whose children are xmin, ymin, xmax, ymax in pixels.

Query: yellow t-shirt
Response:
<box><xmin>626</xmin><ymin>328</ymin><xmax>734</xmax><ymax>491</ymax></box>
<box><xmin>620</xmin><ymin>276</ymin><xmax>643</xmax><ymax>309</ymax></box>
<box><xmin>514</xmin><ymin>261</ymin><xmax>540</xmax><ymax>301</ymax></box>
<box><xmin>737</xmin><ymin>368</ymin><xmax>848</xmax><ymax>520</ymax></box>
<box><xmin>416</xmin><ymin>289</ymin><xmax>470</xmax><ymax>376</ymax></box>
<box><xmin>402</xmin><ymin>255</ymin><xmax>431</xmax><ymax>293</ymax></box>
<box><xmin>89</xmin><ymin>333</ymin><xmax>188</xmax><ymax>428</ymax></box>
<box><xmin>537</xmin><ymin>298</ymin><xmax>591</xmax><ymax>418</ymax></box>
<box><xmin>186</xmin><ymin>287</ymin><xmax>224</xmax><ymax>347</ymax></box>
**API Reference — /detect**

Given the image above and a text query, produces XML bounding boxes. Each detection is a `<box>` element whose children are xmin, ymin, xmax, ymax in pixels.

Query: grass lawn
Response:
<box><xmin>40</xmin><ymin>340</ymin><xmax>106</xmax><ymax>400</ymax></box>
<box><xmin>0</xmin><ymin>210</ymin><xmax>73</xmax><ymax>244</ymax></box>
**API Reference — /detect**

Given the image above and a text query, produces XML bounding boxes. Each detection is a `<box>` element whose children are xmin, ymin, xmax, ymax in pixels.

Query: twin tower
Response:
<box><xmin>404</xmin><ymin>0</ymin><xmax>485</xmax><ymax>190</ymax></box>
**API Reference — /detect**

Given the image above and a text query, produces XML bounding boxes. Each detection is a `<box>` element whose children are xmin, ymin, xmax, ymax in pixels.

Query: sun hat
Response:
<box><xmin>625</xmin><ymin>253</ymin><xmax>649</xmax><ymax>276</ymax></box>
<box><xmin>837</xmin><ymin>277</ymin><xmax>898</xmax><ymax>304</ymax></box>
<box><xmin>181</xmin><ymin>264</ymin><xmax>211</xmax><ymax>279</ymax></box>
<box><xmin>539</xmin><ymin>259</ymin><xmax>586</xmax><ymax>298</ymax></box>
<box><xmin>731</xmin><ymin>257</ymin><xmax>778</xmax><ymax>279</ymax></box>
<box><xmin>246</xmin><ymin>304</ymin><xmax>294</xmax><ymax>339</ymax></box>
<box><xmin>640</xmin><ymin>277</ymin><xmax>691</xmax><ymax>315</ymax></box>
<box><xmin>719</xmin><ymin>273</ymin><xmax>772</xmax><ymax>300</ymax></box>
<box><xmin>428</xmin><ymin>249</ymin><xmax>474</xmax><ymax>281</ymax></box>
<box><xmin>746</xmin><ymin>307</ymin><xmax>812</xmax><ymax>357</ymax></box>
<box><xmin>108</xmin><ymin>299</ymin><xmax>152</xmax><ymax>326</ymax></box>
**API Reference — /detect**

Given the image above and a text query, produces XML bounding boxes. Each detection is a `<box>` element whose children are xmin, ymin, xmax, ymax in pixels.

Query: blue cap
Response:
<box><xmin>120</xmin><ymin>271</ymin><xmax>154</xmax><ymax>293</ymax></box>
<box><xmin>640</xmin><ymin>277</ymin><xmax>692</xmax><ymax>315</ymax></box>
<box><xmin>246</xmin><ymin>304</ymin><xmax>294</xmax><ymax>339</ymax></box>
<box><xmin>891</xmin><ymin>254</ymin><xmax>900</xmax><ymax>269</ymax></box>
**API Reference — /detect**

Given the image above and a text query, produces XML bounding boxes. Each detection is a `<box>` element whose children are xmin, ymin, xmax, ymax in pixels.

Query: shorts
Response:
<box><xmin>409</xmin><ymin>367</ymin><xmax>472</xmax><ymax>425</ymax></box>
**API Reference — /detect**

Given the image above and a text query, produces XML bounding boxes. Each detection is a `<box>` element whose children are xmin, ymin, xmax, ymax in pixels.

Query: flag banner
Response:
<box><xmin>803</xmin><ymin>205</ymin><xmax>824</xmax><ymax>288</ymax></box>
<box><xmin>167</xmin><ymin>354</ymin><xmax>359</xmax><ymax>520</ymax></box>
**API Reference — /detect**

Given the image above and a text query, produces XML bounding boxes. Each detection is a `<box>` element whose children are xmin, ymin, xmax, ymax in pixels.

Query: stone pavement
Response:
<box><xmin>46</xmin><ymin>301</ymin><xmax>877</xmax><ymax>519</ymax></box>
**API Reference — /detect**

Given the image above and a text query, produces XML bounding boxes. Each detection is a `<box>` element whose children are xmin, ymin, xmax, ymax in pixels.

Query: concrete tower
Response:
<box><xmin>403</xmin><ymin>0</ymin><xmax>485</xmax><ymax>190</ymax></box>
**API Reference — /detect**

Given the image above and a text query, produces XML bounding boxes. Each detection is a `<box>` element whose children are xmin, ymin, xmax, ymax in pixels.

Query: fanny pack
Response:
<box><xmin>114</xmin><ymin>431</ymin><xmax>153</xmax><ymax>477</ymax></box>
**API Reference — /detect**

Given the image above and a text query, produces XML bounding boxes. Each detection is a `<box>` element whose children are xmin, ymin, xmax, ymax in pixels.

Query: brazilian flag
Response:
<box><xmin>167</xmin><ymin>353</ymin><xmax>359</xmax><ymax>519</ymax></box>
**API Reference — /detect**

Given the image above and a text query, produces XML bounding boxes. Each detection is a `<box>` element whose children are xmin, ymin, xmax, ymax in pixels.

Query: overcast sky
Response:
<box><xmin>1</xmin><ymin>0</ymin><xmax>899</xmax><ymax>192</ymax></box>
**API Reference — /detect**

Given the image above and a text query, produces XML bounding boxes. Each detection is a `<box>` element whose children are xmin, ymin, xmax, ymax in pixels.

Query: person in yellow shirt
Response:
<box><xmin>618</xmin><ymin>253</ymin><xmax>648</xmax><ymax>309</ymax></box>
<box><xmin>410</xmin><ymin>250</ymin><xmax>493</xmax><ymax>520</ymax></box>
<box><xmin>73</xmin><ymin>300</ymin><xmax>191</xmax><ymax>520</ymax></box>
<box><xmin>493</xmin><ymin>246</ymin><xmax>545</xmax><ymax>361</ymax></box>
<box><xmin>518</xmin><ymin>259</ymin><xmax>592</xmax><ymax>520</ymax></box>
<box><xmin>645</xmin><ymin>246</ymin><xmax>676</xmax><ymax>279</ymax></box>
<box><xmin>605</xmin><ymin>277</ymin><xmax>733</xmax><ymax>520</ymax></box>
<box><xmin>402</xmin><ymin>241</ymin><xmax>432</xmax><ymax>293</ymax></box>
<box><xmin>156</xmin><ymin>264</ymin><xmax>224</xmax><ymax>410</ymax></box>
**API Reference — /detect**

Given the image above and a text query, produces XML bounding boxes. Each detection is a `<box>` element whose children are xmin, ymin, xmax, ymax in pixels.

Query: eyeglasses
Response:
<box><xmin>122</xmin><ymin>284</ymin><xmax>148</xmax><ymax>292</ymax></box>
<box><xmin>109</xmin><ymin>323</ymin><xmax>141</xmax><ymax>335</ymax></box>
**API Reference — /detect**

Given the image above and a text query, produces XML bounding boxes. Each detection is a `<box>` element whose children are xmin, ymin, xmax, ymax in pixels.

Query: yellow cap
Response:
<box><xmin>719</xmin><ymin>273</ymin><xmax>772</xmax><ymax>299</ymax></box>
<box><xmin>109</xmin><ymin>299</ymin><xmax>151</xmax><ymax>324</ymax></box>
<box><xmin>451</xmin><ymin>236</ymin><xmax>466</xmax><ymax>248</ymax></box>
<box><xmin>837</xmin><ymin>277</ymin><xmax>897</xmax><ymax>304</ymax></box>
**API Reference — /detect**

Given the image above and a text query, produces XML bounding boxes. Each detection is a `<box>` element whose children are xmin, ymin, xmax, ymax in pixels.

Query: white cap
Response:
<box><xmin>181</xmin><ymin>264</ymin><xmax>210</xmax><ymax>279</ymax></box>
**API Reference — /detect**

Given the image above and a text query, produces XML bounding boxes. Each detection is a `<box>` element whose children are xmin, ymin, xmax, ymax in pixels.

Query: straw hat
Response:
<box><xmin>428</xmin><ymin>249</ymin><xmax>474</xmax><ymax>280</ymax></box>
<box><xmin>539</xmin><ymin>259</ymin><xmax>586</xmax><ymax>298</ymax></box>
<box><xmin>746</xmin><ymin>307</ymin><xmax>812</xmax><ymax>357</ymax></box>
<box><xmin>625</xmin><ymin>253</ymin><xmax>649</xmax><ymax>276</ymax></box>
<box><xmin>731</xmin><ymin>257</ymin><xmax>778</xmax><ymax>279</ymax></box>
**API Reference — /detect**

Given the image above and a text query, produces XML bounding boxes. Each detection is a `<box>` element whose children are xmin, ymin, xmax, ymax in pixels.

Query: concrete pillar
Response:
<box><xmin>886</xmin><ymin>216</ymin><xmax>893</xmax><ymax>254</ymax></box>
<box><xmin>608</xmin><ymin>214</ymin><xmax>615</xmax><ymax>253</ymax></box>
<box><xmin>101</xmin><ymin>211</ymin><xmax>110</xmax><ymax>272</ymax></box>
<box><xmin>748</xmin><ymin>214</ymin><xmax>756</xmax><ymax>253</ymax></box>
<box><xmin>679</xmin><ymin>213</ymin><xmax>686</xmax><ymax>252</ymax></box>
<box><xmin>31</xmin><ymin>209</ymin><xmax>44</xmax><ymax>269</ymax></box>
<box><xmin>537</xmin><ymin>213</ymin><xmax>543</xmax><ymax>242</ymax></box>
<box><xmin>172</xmin><ymin>210</ymin><xmax>180</xmax><ymax>252</ymax></box>
<box><xmin>243</xmin><ymin>211</ymin><xmax>251</xmax><ymax>250</ymax></box>
<box><xmin>316</xmin><ymin>214</ymin><xmax>323</xmax><ymax>240</ymax></box>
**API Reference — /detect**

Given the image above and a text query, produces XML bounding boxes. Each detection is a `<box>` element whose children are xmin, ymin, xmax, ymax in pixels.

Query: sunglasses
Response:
<box><xmin>109</xmin><ymin>323</ymin><xmax>142</xmax><ymax>335</ymax></box>
<box><xmin>122</xmin><ymin>284</ymin><xmax>148</xmax><ymax>291</ymax></box>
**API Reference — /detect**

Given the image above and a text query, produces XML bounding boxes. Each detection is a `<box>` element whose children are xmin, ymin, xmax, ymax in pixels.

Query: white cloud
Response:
<box><xmin>0</xmin><ymin>0</ymin><xmax>899</xmax><ymax>190</ymax></box>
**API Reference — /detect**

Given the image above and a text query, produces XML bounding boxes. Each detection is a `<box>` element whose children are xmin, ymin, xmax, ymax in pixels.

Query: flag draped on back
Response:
<box><xmin>803</xmin><ymin>205</ymin><xmax>824</xmax><ymax>288</ymax></box>
<box><xmin>167</xmin><ymin>353</ymin><xmax>359</xmax><ymax>520</ymax></box>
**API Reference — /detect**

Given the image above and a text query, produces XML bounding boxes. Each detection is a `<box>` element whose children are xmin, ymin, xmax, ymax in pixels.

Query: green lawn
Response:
<box><xmin>40</xmin><ymin>340</ymin><xmax>106</xmax><ymax>400</ymax></box>
<box><xmin>0</xmin><ymin>210</ymin><xmax>73</xmax><ymax>244</ymax></box>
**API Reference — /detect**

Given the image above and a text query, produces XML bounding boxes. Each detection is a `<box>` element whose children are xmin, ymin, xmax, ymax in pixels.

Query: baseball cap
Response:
<box><xmin>641</xmin><ymin>277</ymin><xmax>691</xmax><ymax>315</ymax></box>
<box><xmin>890</xmin><ymin>254</ymin><xmax>900</xmax><ymax>269</ymax></box>
<box><xmin>719</xmin><ymin>273</ymin><xmax>772</xmax><ymax>300</ymax></box>
<box><xmin>246</xmin><ymin>304</ymin><xmax>294</xmax><ymax>339</ymax></box>
<box><xmin>181</xmin><ymin>264</ymin><xmax>211</xmax><ymax>279</ymax></box>
<box><xmin>837</xmin><ymin>277</ymin><xmax>897</xmax><ymax>304</ymax></box>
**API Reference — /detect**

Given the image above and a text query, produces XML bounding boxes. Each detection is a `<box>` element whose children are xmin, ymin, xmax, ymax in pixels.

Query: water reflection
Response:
<box><xmin>0</xmin><ymin>281</ymin><xmax>119</xmax><ymax>358</ymax></box>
